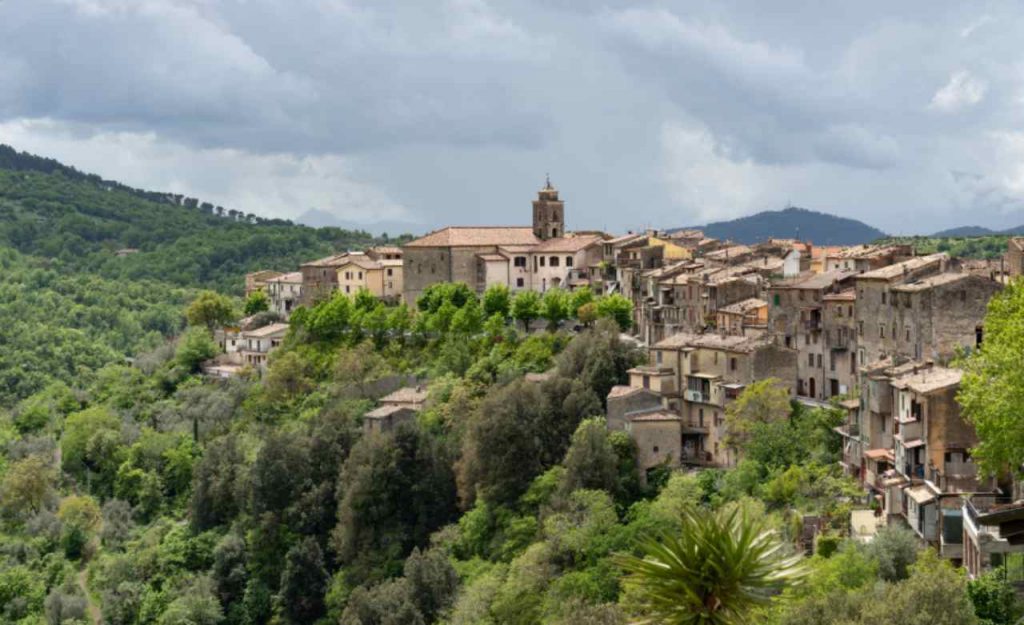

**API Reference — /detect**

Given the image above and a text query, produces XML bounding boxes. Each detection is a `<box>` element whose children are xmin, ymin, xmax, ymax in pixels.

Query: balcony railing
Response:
<box><xmin>685</xmin><ymin>390</ymin><xmax>705</xmax><ymax>403</ymax></box>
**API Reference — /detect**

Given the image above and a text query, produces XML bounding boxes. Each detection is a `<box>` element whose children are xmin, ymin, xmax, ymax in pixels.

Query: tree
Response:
<box><xmin>186</xmin><ymin>290</ymin><xmax>236</xmax><ymax>330</ymax></box>
<box><xmin>340</xmin><ymin>579</ymin><xmax>425</xmax><ymax>625</ymax></box>
<box><xmin>616</xmin><ymin>507</ymin><xmax>805</xmax><ymax>625</ymax></box>
<box><xmin>277</xmin><ymin>537</ymin><xmax>328</xmax><ymax>623</ymax></box>
<box><xmin>403</xmin><ymin>547</ymin><xmax>460</xmax><ymax>623</ymax></box>
<box><xmin>483</xmin><ymin>284</ymin><xmax>512</xmax><ymax>318</ymax></box>
<box><xmin>244</xmin><ymin>290</ymin><xmax>270</xmax><ymax>316</ymax></box>
<box><xmin>861</xmin><ymin>550</ymin><xmax>979</xmax><ymax>625</ymax></box>
<box><xmin>0</xmin><ymin>454</ymin><xmax>54</xmax><ymax>519</ymax></box>
<box><xmin>175</xmin><ymin>326</ymin><xmax>218</xmax><ymax>373</ymax></box>
<box><xmin>968</xmin><ymin>570</ymin><xmax>1022</xmax><ymax>625</ymax></box>
<box><xmin>577</xmin><ymin>302</ymin><xmax>598</xmax><ymax>327</ymax></box>
<box><xmin>158</xmin><ymin>576</ymin><xmax>224</xmax><ymax>625</ymax></box>
<box><xmin>512</xmin><ymin>290</ymin><xmax>542</xmax><ymax>331</ymax></box>
<box><xmin>959</xmin><ymin>279</ymin><xmax>1024</xmax><ymax>474</ymax></box>
<box><xmin>57</xmin><ymin>495</ymin><xmax>101</xmax><ymax>559</ymax></box>
<box><xmin>570</xmin><ymin>286</ymin><xmax>595</xmax><ymax>318</ymax></box>
<box><xmin>866</xmin><ymin>525</ymin><xmax>919</xmax><ymax>582</ymax></box>
<box><xmin>723</xmin><ymin>379</ymin><xmax>791</xmax><ymax>451</ymax></box>
<box><xmin>541</xmin><ymin>288</ymin><xmax>570</xmax><ymax>330</ymax></box>
<box><xmin>595</xmin><ymin>294</ymin><xmax>633</xmax><ymax>330</ymax></box>
<box><xmin>61</xmin><ymin>406</ymin><xmax>125</xmax><ymax>496</ymax></box>
<box><xmin>190</xmin><ymin>435</ymin><xmax>247</xmax><ymax>531</ymax></box>
<box><xmin>560</xmin><ymin>418</ymin><xmax>619</xmax><ymax>497</ymax></box>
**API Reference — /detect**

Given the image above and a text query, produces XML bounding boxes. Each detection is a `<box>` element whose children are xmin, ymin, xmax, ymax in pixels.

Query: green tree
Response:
<box><xmin>1</xmin><ymin>454</ymin><xmax>54</xmax><ymax>521</ymax></box>
<box><xmin>968</xmin><ymin>570</ymin><xmax>1022</xmax><ymax>625</ymax></box>
<box><xmin>723</xmin><ymin>379</ymin><xmax>791</xmax><ymax>451</ymax></box>
<box><xmin>865</xmin><ymin>525</ymin><xmax>919</xmax><ymax>582</ymax></box>
<box><xmin>595</xmin><ymin>294</ymin><xmax>633</xmax><ymax>330</ymax></box>
<box><xmin>577</xmin><ymin>302</ymin><xmax>598</xmax><ymax>327</ymax></box>
<box><xmin>560</xmin><ymin>418</ymin><xmax>620</xmax><ymax>497</ymax></box>
<box><xmin>186</xmin><ymin>290</ymin><xmax>236</xmax><ymax>330</ymax></box>
<box><xmin>175</xmin><ymin>326</ymin><xmax>218</xmax><ymax>372</ymax></box>
<box><xmin>243</xmin><ymin>290</ymin><xmax>270</xmax><ymax>315</ymax></box>
<box><xmin>959</xmin><ymin>278</ymin><xmax>1024</xmax><ymax>474</ymax></box>
<box><xmin>617</xmin><ymin>506</ymin><xmax>805</xmax><ymax>625</ymax></box>
<box><xmin>570</xmin><ymin>286</ymin><xmax>595</xmax><ymax>317</ymax></box>
<box><xmin>541</xmin><ymin>288</ymin><xmax>570</xmax><ymax>330</ymax></box>
<box><xmin>57</xmin><ymin>494</ymin><xmax>101</xmax><ymax>559</ymax></box>
<box><xmin>483</xmin><ymin>284</ymin><xmax>512</xmax><ymax>318</ymax></box>
<box><xmin>512</xmin><ymin>290</ymin><xmax>542</xmax><ymax>331</ymax></box>
<box><xmin>61</xmin><ymin>406</ymin><xmax>125</xmax><ymax>496</ymax></box>
<box><xmin>277</xmin><ymin>537</ymin><xmax>328</xmax><ymax>624</ymax></box>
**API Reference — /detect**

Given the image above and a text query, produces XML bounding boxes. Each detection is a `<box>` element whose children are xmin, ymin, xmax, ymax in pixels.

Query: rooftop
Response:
<box><xmin>266</xmin><ymin>271</ymin><xmax>303</xmax><ymax>284</ymax></box>
<box><xmin>302</xmin><ymin>253</ymin><xmax>351</xmax><ymax>268</ymax></box>
<box><xmin>531</xmin><ymin>233</ymin><xmax>604</xmax><ymax>253</ymax></box>
<box><xmin>772</xmin><ymin>270</ymin><xmax>856</xmax><ymax>290</ymax></box>
<box><xmin>653</xmin><ymin>331</ymin><xmax>775</xmax><ymax>354</ymax></box>
<box><xmin>857</xmin><ymin>253</ymin><xmax>947</xmax><ymax>281</ymax></box>
<box><xmin>891</xmin><ymin>271</ymin><xmax>972</xmax><ymax>292</ymax></box>
<box><xmin>364</xmin><ymin>405</ymin><xmax>414</xmax><ymax>419</ymax></box>
<box><xmin>718</xmin><ymin>298</ymin><xmax>767</xmax><ymax>315</ymax></box>
<box><xmin>380</xmin><ymin>385</ymin><xmax>430</xmax><ymax>405</ymax></box>
<box><xmin>629</xmin><ymin>410</ymin><xmax>682</xmax><ymax>423</ymax></box>
<box><xmin>891</xmin><ymin>366</ymin><xmax>962</xmax><ymax>394</ymax></box>
<box><xmin>405</xmin><ymin>226</ymin><xmax>539</xmax><ymax>248</ymax></box>
<box><xmin>242</xmin><ymin>322</ymin><xmax>290</xmax><ymax>338</ymax></box>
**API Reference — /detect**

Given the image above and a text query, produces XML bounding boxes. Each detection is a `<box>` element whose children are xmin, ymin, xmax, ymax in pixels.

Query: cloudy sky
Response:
<box><xmin>2</xmin><ymin>0</ymin><xmax>1024</xmax><ymax>235</ymax></box>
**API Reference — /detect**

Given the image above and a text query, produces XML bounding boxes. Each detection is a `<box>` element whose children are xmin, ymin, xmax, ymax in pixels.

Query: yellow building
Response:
<box><xmin>336</xmin><ymin>252</ymin><xmax>403</xmax><ymax>303</ymax></box>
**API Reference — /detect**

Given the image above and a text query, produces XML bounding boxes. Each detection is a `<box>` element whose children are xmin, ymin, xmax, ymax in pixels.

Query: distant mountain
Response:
<box><xmin>931</xmin><ymin>226</ymin><xmax>996</xmax><ymax>237</ymax></box>
<box><xmin>929</xmin><ymin>225</ymin><xmax>1024</xmax><ymax>236</ymax></box>
<box><xmin>676</xmin><ymin>207</ymin><xmax>887</xmax><ymax>245</ymax></box>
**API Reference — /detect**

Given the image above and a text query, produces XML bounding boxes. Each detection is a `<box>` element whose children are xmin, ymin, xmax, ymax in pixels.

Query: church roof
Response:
<box><xmin>531</xmin><ymin>233</ymin><xmax>604</xmax><ymax>253</ymax></box>
<box><xmin>405</xmin><ymin>227</ymin><xmax>539</xmax><ymax>248</ymax></box>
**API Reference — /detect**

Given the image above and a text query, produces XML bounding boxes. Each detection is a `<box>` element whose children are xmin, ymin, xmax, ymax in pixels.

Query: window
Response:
<box><xmin>881</xmin><ymin>292</ymin><xmax>886</xmax><ymax>305</ymax></box>
<box><xmin>808</xmin><ymin>353</ymin><xmax>815</xmax><ymax>366</ymax></box>
<box><xmin>345</xmin><ymin>285</ymin><xmax>350</xmax><ymax>293</ymax></box>
<box><xmin>358</xmin><ymin>271</ymin><xmax>363</xmax><ymax>279</ymax></box>
<box><xmin>698</xmin><ymin>409</ymin><xmax>704</xmax><ymax>427</ymax></box>
<box><xmin>859</xmin><ymin>321</ymin><xmax>864</xmax><ymax>336</ymax></box>
<box><xmin>514</xmin><ymin>256</ymin><xmax>527</xmax><ymax>268</ymax></box>
<box><xmin>653</xmin><ymin>446</ymin><xmax>659</xmax><ymax>453</ymax></box>
<box><xmin>729</xmin><ymin>357</ymin><xmax>737</xmax><ymax>371</ymax></box>
<box><xmin>549</xmin><ymin>256</ymin><xmax>559</xmax><ymax>267</ymax></box>
<box><xmin>879</xmin><ymin>324</ymin><xmax>885</xmax><ymax>338</ymax></box>
<box><xmin>387</xmin><ymin>268</ymin><xmax>393</xmax><ymax>276</ymax></box>
<box><xmin>830</xmin><ymin>352</ymin><xmax>836</xmax><ymax>371</ymax></box>
<box><xmin>961</xmin><ymin>290</ymin><xmax>967</xmax><ymax>302</ymax></box>
<box><xmin>540</xmin><ymin>256</ymin><xmax>546</xmax><ymax>267</ymax></box>
<box><xmin>773</xmin><ymin>294</ymin><xmax>780</xmax><ymax>306</ymax></box>
<box><xmin>816</xmin><ymin>354</ymin><xmax>822</xmax><ymax>367</ymax></box>
<box><xmin>516</xmin><ymin>277</ymin><xmax>524</xmax><ymax>287</ymax></box>
<box><xmin>552</xmin><ymin>228</ymin><xmax>558</xmax><ymax>238</ymax></box>
<box><xmin>905</xmin><ymin>326</ymin><xmax>911</xmax><ymax>341</ymax></box>
<box><xmin>566</xmin><ymin>256</ymin><xmax>573</xmax><ymax>267</ymax></box>
<box><xmin>643</xmin><ymin>375</ymin><xmax>650</xmax><ymax>389</ymax></box>
<box><xmin>891</xmin><ymin>325</ymin><xmax>896</xmax><ymax>339</ymax></box>
<box><xmin>848</xmin><ymin>305</ymin><xmax>853</xmax><ymax>317</ymax></box>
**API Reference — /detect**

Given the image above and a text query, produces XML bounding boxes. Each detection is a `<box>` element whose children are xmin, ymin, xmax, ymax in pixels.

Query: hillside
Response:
<box><xmin>0</xmin><ymin>145</ymin><xmax>411</xmax><ymax>293</ymax></box>
<box><xmin>878</xmin><ymin>235</ymin><xmax>1011</xmax><ymax>260</ymax></box>
<box><xmin>931</xmin><ymin>225</ymin><xmax>997</xmax><ymax>237</ymax></box>
<box><xmin>678</xmin><ymin>207</ymin><xmax>887</xmax><ymax>245</ymax></box>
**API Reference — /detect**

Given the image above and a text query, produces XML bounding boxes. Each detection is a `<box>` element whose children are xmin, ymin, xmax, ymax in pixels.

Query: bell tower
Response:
<box><xmin>533</xmin><ymin>174</ymin><xmax>564</xmax><ymax>240</ymax></box>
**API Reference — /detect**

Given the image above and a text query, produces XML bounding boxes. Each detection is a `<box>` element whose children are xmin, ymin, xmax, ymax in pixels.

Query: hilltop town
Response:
<box><xmin>228</xmin><ymin>179</ymin><xmax>1024</xmax><ymax>581</ymax></box>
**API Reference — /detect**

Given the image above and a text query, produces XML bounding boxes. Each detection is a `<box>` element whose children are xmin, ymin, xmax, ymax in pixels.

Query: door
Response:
<box><xmin>809</xmin><ymin>377</ymin><xmax>816</xmax><ymax>399</ymax></box>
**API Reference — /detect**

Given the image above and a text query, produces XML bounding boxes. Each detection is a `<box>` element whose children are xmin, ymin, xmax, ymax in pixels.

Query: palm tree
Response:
<box><xmin>616</xmin><ymin>506</ymin><xmax>805</xmax><ymax>625</ymax></box>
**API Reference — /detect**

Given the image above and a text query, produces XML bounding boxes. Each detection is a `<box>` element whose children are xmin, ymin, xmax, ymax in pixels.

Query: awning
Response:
<box><xmin>720</xmin><ymin>383</ymin><xmax>746</xmax><ymax>390</ymax></box>
<box><xmin>906</xmin><ymin>485</ymin><xmax>936</xmax><ymax>505</ymax></box>
<box><xmin>902</xmin><ymin>438</ymin><xmax>926</xmax><ymax>449</ymax></box>
<box><xmin>688</xmin><ymin>372</ymin><xmax>721</xmax><ymax>379</ymax></box>
<box><xmin>865</xmin><ymin>448</ymin><xmax>894</xmax><ymax>461</ymax></box>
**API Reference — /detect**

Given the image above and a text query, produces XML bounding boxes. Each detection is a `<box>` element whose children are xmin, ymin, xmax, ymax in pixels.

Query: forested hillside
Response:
<box><xmin>0</xmin><ymin>146</ymin><xmax>409</xmax><ymax>293</ymax></box>
<box><xmin>876</xmin><ymin>235</ymin><xmax>1011</xmax><ymax>259</ymax></box>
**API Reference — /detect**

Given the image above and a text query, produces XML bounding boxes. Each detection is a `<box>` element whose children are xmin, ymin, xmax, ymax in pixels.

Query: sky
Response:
<box><xmin>2</xmin><ymin>0</ymin><xmax>1024</xmax><ymax>235</ymax></box>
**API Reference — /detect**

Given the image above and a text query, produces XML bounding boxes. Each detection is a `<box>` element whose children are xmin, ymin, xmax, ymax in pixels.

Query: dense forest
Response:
<box><xmin>1</xmin><ymin>152</ymin><xmax>1021</xmax><ymax>625</ymax></box>
<box><xmin>876</xmin><ymin>235</ymin><xmax>1011</xmax><ymax>260</ymax></box>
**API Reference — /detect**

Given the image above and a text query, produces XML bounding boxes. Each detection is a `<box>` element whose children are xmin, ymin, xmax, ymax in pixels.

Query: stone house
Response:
<box><xmin>646</xmin><ymin>332</ymin><xmax>798</xmax><ymax>467</ymax></box>
<box><xmin>363</xmin><ymin>405</ymin><xmax>417</xmax><ymax>435</ymax></box>
<box><xmin>245</xmin><ymin>270</ymin><xmax>283</xmax><ymax>296</ymax></box>
<box><xmin>265</xmin><ymin>271</ymin><xmax>303</xmax><ymax>318</ymax></box>
<box><xmin>821</xmin><ymin>288</ymin><xmax>858</xmax><ymax>398</ymax></box>
<box><xmin>823</xmin><ymin>244</ymin><xmax>915</xmax><ymax>273</ymax></box>
<box><xmin>854</xmin><ymin>254</ymin><xmax>1000</xmax><ymax>367</ymax></box>
<box><xmin>715</xmin><ymin>298</ymin><xmax>768</xmax><ymax>336</ymax></box>
<box><xmin>1006</xmin><ymin>237</ymin><xmax>1024</xmax><ymax>279</ymax></box>
<box><xmin>767</xmin><ymin>270</ymin><xmax>857</xmax><ymax>400</ymax></box>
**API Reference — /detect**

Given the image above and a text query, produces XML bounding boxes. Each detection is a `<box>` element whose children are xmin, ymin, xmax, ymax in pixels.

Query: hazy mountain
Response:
<box><xmin>931</xmin><ymin>226</ymin><xmax>997</xmax><ymax>237</ymax></box>
<box><xmin>676</xmin><ymin>207</ymin><xmax>887</xmax><ymax>245</ymax></box>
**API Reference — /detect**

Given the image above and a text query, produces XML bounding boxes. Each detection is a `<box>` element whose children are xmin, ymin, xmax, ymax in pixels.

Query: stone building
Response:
<box><xmin>767</xmin><ymin>270</ymin><xmax>857</xmax><ymax>400</ymax></box>
<box><xmin>1006</xmin><ymin>237</ymin><xmax>1024</xmax><ymax>279</ymax></box>
<box><xmin>265</xmin><ymin>271</ymin><xmax>303</xmax><ymax>318</ymax></box>
<box><xmin>821</xmin><ymin>288</ymin><xmax>858</xmax><ymax>398</ymax></box>
<box><xmin>854</xmin><ymin>254</ymin><xmax>1000</xmax><ymax>367</ymax></box>
<box><xmin>641</xmin><ymin>332</ymin><xmax>798</xmax><ymax>467</ymax></box>
<box><xmin>245</xmin><ymin>270</ymin><xmax>284</xmax><ymax>296</ymax></box>
<box><xmin>715</xmin><ymin>298</ymin><xmax>768</xmax><ymax>336</ymax></box>
<box><xmin>823</xmin><ymin>244</ymin><xmax>915</xmax><ymax>273</ymax></box>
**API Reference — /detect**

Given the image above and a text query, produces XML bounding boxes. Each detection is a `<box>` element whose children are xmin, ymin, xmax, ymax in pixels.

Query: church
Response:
<box><xmin>401</xmin><ymin>179</ymin><xmax>607</xmax><ymax>304</ymax></box>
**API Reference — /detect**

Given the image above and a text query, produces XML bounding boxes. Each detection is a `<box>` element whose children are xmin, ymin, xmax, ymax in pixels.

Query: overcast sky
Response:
<box><xmin>3</xmin><ymin>0</ymin><xmax>1024</xmax><ymax>235</ymax></box>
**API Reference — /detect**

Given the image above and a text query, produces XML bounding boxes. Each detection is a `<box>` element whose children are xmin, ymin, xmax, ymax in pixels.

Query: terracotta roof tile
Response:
<box><xmin>405</xmin><ymin>227</ymin><xmax>539</xmax><ymax>248</ymax></box>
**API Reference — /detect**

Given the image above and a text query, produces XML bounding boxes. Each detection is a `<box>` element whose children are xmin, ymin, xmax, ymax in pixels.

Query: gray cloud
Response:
<box><xmin>1</xmin><ymin>0</ymin><xmax>1024</xmax><ymax>233</ymax></box>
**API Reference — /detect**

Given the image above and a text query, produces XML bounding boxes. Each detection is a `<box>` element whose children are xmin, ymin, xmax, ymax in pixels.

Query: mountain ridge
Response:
<box><xmin>673</xmin><ymin>207</ymin><xmax>888</xmax><ymax>245</ymax></box>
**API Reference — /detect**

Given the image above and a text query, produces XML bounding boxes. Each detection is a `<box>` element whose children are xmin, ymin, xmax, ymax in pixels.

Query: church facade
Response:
<box><xmin>401</xmin><ymin>180</ymin><xmax>606</xmax><ymax>304</ymax></box>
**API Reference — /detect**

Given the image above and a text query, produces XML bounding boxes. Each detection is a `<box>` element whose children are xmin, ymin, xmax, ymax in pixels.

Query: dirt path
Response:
<box><xmin>77</xmin><ymin>568</ymin><xmax>101</xmax><ymax>625</ymax></box>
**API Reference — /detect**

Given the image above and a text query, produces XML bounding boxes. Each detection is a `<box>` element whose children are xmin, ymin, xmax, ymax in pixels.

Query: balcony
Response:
<box><xmin>684</xmin><ymin>389</ymin><xmax>705</xmax><ymax>403</ymax></box>
<box><xmin>680</xmin><ymin>450</ymin><xmax>713</xmax><ymax>465</ymax></box>
<box><xmin>803</xmin><ymin>317</ymin><xmax>822</xmax><ymax>332</ymax></box>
